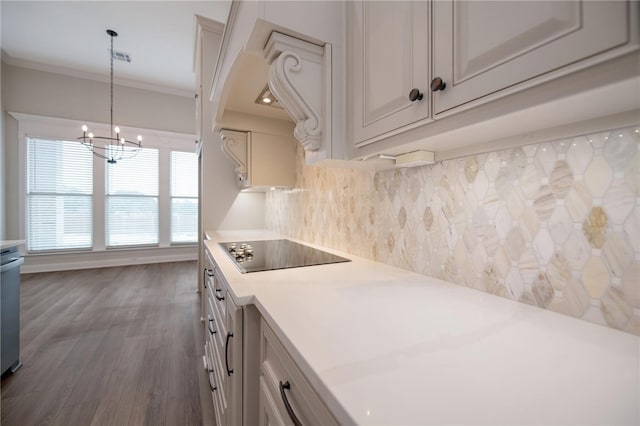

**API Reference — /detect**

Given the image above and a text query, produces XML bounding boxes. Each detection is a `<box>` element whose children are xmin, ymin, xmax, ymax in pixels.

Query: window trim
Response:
<box><xmin>25</xmin><ymin>138</ymin><xmax>95</xmax><ymax>253</ymax></box>
<box><xmin>12</xmin><ymin>112</ymin><xmax>198</xmax><ymax>254</ymax></box>
<box><xmin>169</xmin><ymin>150</ymin><xmax>199</xmax><ymax>245</ymax></box>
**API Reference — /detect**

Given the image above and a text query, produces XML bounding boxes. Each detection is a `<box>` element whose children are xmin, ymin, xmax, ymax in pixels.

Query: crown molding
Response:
<box><xmin>1</xmin><ymin>51</ymin><xmax>194</xmax><ymax>98</ymax></box>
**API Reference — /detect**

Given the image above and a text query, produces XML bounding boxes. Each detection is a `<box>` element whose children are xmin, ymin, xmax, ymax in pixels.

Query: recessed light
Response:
<box><xmin>255</xmin><ymin>85</ymin><xmax>283</xmax><ymax>109</ymax></box>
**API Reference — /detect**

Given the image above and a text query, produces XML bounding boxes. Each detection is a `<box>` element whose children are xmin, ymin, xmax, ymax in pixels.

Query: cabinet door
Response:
<box><xmin>349</xmin><ymin>1</ymin><xmax>430</xmax><ymax>147</ymax></box>
<box><xmin>433</xmin><ymin>0</ymin><xmax>630</xmax><ymax>114</ymax></box>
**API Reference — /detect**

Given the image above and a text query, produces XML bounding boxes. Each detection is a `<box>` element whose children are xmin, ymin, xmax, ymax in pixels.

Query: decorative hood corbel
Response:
<box><xmin>219</xmin><ymin>128</ymin><xmax>250</xmax><ymax>187</ymax></box>
<box><xmin>264</xmin><ymin>32</ymin><xmax>331</xmax><ymax>152</ymax></box>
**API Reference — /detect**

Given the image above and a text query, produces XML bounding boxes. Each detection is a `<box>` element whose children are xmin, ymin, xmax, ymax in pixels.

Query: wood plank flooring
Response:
<box><xmin>0</xmin><ymin>261</ymin><xmax>215</xmax><ymax>426</ymax></box>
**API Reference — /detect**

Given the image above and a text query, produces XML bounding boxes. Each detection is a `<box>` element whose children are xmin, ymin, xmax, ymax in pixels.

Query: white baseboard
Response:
<box><xmin>21</xmin><ymin>246</ymin><xmax>198</xmax><ymax>274</ymax></box>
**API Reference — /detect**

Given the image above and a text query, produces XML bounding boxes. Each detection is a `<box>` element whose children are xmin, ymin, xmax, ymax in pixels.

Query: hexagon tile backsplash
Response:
<box><xmin>265</xmin><ymin>126</ymin><xmax>640</xmax><ymax>334</ymax></box>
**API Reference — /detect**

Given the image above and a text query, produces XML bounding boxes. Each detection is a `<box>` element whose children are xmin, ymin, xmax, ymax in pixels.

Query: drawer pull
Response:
<box><xmin>203</xmin><ymin>268</ymin><xmax>214</xmax><ymax>289</ymax></box>
<box><xmin>207</xmin><ymin>368</ymin><xmax>217</xmax><ymax>392</ymax></box>
<box><xmin>279</xmin><ymin>381</ymin><xmax>302</xmax><ymax>426</ymax></box>
<box><xmin>207</xmin><ymin>316</ymin><xmax>216</xmax><ymax>335</ymax></box>
<box><xmin>203</xmin><ymin>268</ymin><xmax>208</xmax><ymax>288</ymax></box>
<box><xmin>215</xmin><ymin>288</ymin><xmax>225</xmax><ymax>301</ymax></box>
<box><xmin>225</xmin><ymin>332</ymin><xmax>234</xmax><ymax>376</ymax></box>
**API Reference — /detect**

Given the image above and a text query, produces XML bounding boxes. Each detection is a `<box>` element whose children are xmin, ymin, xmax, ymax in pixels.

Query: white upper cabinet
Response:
<box><xmin>346</xmin><ymin>0</ymin><xmax>638</xmax><ymax>161</ymax></box>
<box><xmin>349</xmin><ymin>1</ymin><xmax>431</xmax><ymax>146</ymax></box>
<box><xmin>194</xmin><ymin>17</ymin><xmax>224</xmax><ymax>154</ymax></box>
<box><xmin>432</xmin><ymin>0</ymin><xmax>630</xmax><ymax>115</ymax></box>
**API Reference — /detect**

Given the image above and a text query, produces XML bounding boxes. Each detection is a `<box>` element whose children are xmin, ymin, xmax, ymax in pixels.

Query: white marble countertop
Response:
<box><xmin>205</xmin><ymin>229</ymin><xmax>639</xmax><ymax>425</ymax></box>
<box><xmin>0</xmin><ymin>240</ymin><xmax>25</xmax><ymax>251</ymax></box>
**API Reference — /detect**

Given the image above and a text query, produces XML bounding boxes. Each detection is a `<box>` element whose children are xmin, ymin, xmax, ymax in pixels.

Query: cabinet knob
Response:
<box><xmin>408</xmin><ymin>88</ymin><xmax>424</xmax><ymax>102</ymax></box>
<box><xmin>430</xmin><ymin>77</ymin><xmax>446</xmax><ymax>92</ymax></box>
<box><xmin>195</xmin><ymin>93</ymin><xmax>199</xmax><ymax>99</ymax></box>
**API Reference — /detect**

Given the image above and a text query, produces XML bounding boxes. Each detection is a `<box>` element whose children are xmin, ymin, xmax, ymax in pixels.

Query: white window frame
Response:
<box><xmin>106</xmin><ymin>146</ymin><xmax>160</xmax><ymax>248</ymax></box>
<box><xmin>25</xmin><ymin>138</ymin><xmax>94</xmax><ymax>253</ymax></box>
<box><xmin>169</xmin><ymin>151</ymin><xmax>199</xmax><ymax>245</ymax></box>
<box><xmin>12</xmin><ymin>112</ymin><xmax>197</xmax><ymax>254</ymax></box>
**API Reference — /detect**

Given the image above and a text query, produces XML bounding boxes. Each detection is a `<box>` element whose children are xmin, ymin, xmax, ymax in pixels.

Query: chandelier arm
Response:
<box><xmin>78</xmin><ymin>135</ymin><xmax>141</xmax><ymax>147</ymax></box>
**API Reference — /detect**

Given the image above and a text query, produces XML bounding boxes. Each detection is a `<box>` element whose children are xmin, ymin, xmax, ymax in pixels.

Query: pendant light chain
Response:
<box><xmin>110</xmin><ymin>31</ymin><xmax>114</xmax><ymax>142</ymax></box>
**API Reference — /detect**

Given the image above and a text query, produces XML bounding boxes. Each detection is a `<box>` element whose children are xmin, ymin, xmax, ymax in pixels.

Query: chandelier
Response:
<box><xmin>79</xmin><ymin>29</ymin><xmax>142</xmax><ymax>164</ymax></box>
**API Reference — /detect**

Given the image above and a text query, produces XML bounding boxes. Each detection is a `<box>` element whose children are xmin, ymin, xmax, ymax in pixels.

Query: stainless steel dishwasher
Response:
<box><xmin>1</xmin><ymin>244</ymin><xmax>24</xmax><ymax>375</ymax></box>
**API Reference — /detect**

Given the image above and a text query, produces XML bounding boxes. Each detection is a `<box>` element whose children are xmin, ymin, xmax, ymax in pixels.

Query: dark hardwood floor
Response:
<box><xmin>0</xmin><ymin>261</ymin><xmax>215</xmax><ymax>426</ymax></box>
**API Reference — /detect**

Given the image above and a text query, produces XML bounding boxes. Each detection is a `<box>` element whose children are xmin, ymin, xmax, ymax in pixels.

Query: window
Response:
<box><xmin>19</xmin><ymin>116</ymin><xmax>198</xmax><ymax>254</ymax></box>
<box><xmin>106</xmin><ymin>148</ymin><xmax>159</xmax><ymax>247</ymax></box>
<box><xmin>170</xmin><ymin>151</ymin><xmax>198</xmax><ymax>243</ymax></box>
<box><xmin>26</xmin><ymin>138</ymin><xmax>93</xmax><ymax>252</ymax></box>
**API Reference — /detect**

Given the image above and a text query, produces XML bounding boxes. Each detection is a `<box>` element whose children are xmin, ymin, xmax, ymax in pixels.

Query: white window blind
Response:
<box><xmin>170</xmin><ymin>151</ymin><xmax>198</xmax><ymax>244</ymax></box>
<box><xmin>26</xmin><ymin>138</ymin><xmax>93</xmax><ymax>252</ymax></box>
<box><xmin>106</xmin><ymin>148</ymin><xmax>159</xmax><ymax>247</ymax></box>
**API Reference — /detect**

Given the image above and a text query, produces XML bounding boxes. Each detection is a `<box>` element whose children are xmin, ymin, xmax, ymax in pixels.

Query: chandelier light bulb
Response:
<box><xmin>82</xmin><ymin>125</ymin><xmax>88</xmax><ymax>132</ymax></box>
<box><xmin>114</xmin><ymin>126</ymin><xmax>120</xmax><ymax>134</ymax></box>
<box><xmin>120</xmin><ymin>138</ymin><xmax>125</xmax><ymax>145</ymax></box>
<box><xmin>137</xmin><ymin>135</ymin><xmax>142</xmax><ymax>142</ymax></box>
<box><xmin>88</xmin><ymin>132</ymin><xmax>94</xmax><ymax>139</ymax></box>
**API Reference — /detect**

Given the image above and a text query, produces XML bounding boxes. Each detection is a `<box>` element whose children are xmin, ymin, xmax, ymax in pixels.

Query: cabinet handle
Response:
<box><xmin>430</xmin><ymin>77</ymin><xmax>446</xmax><ymax>92</ymax></box>
<box><xmin>207</xmin><ymin>316</ymin><xmax>216</xmax><ymax>335</ymax></box>
<box><xmin>279</xmin><ymin>381</ymin><xmax>303</xmax><ymax>426</ymax></box>
<box><xmin>195</xmin><ymin>93</ymin><xmax>199</xmax><ymax>99</ymax></box>
<box><xmin>207</xmin><ymin>368</ymin><xmax>217</xmax><ymax>392</ymax></box>
<box><xmin>203</xmin><ymin>268</ymin><xmax>207</xmax><ymax>289</ymax></box>
<box><xmin>225</xmin><ymin>332</ymin><xmax>234</xmax><ymax>376</ymax></box>
<box><xmin>215</xmin><ymin>288</ymin><xmax>225</xmax><ymax>301</ymax></box>
<box><xmin>207</xmin><ymin>269</ymin><xmax>214</xmax><ymax>277</ymax></box>
<box><xmin>408</xmin><ymin>88</ymin><xmax>424</xmax><ymax>101</ymax></box>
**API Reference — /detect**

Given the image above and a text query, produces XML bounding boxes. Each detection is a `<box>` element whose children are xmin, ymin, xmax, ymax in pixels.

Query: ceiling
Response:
<box><xmin>1</xmin><ymin>1</ymin><xmax>231</xmax><ymax>97</ymax></box>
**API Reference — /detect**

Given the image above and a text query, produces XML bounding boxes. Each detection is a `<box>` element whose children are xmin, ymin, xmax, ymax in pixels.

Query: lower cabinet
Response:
<box><xmin>259</xmin><ymin>319</ymin><xmax>338</xmax><ymax>426</ymax></box>
<box><xmin>203</xmin><ymin>257</ymin><xmax>243</xmax><ymax>426</ymax></box>
<box><xmin>203</xmin><ymin>247</ymin><xmax>338</xmax><ymax>425</ymax></box>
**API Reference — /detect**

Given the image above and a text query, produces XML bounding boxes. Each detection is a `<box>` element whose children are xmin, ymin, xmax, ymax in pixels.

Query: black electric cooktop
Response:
<box><xmin>218</xmin><ymin>239</ymin><xmax>350</xmax><ymax>273</ymax></box>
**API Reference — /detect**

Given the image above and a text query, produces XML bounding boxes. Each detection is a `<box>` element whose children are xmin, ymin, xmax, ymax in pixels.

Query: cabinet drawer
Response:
<box><xmin>204</xmin><ymin>341</ymin><xmax>226</xmax><ymax>426</ymax></box>
<box><xmin>209</xmin><ymin>289</ymin><xmax>228</xmax><ymax>346</ymax></box>
<box><xmin>212</xmin><ymin>273</ymin><xmax>228</xmax><ymax>323</ymax></box>
<box><xmin>259</xmin><ymin>376</ymin><xmax>287</xmax><ymax>426</ymax></box>
<box><xmin>205</xmin><ymin>294</ymin><xmax>224</xmax><ymax>353</ymax></box>
<box><xmin>260</xmin><ymin>320</ymin><xmax>338</xmax><ymax>426</ymax></box>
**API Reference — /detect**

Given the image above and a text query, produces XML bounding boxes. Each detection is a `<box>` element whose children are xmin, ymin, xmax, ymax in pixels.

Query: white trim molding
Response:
<box><xmin>21</xmin><ymin>245</ymin><xmax>197</xmax><ymax>274</ymax></box>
